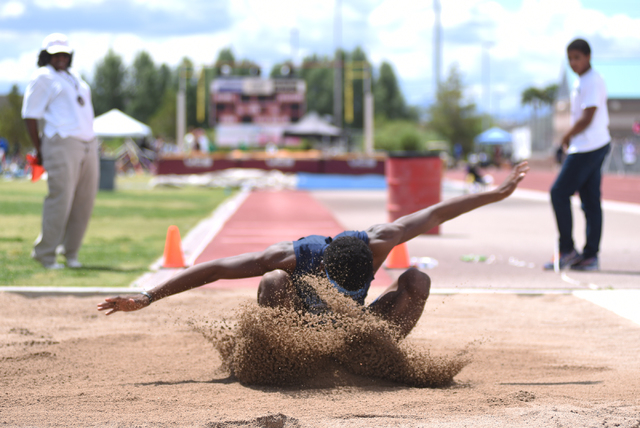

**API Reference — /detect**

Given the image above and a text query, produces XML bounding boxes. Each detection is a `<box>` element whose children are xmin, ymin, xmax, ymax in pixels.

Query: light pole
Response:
<box><xmin>433</xmin><ymin>0</ymin><xmax>442</xmax><ymax>95</ymax></box>
<box><xmin>290</xmin><ymin>28</ymin><xmax>299</xmax><ymax>67</ymax></box>
<box><xmin>333</xmin><ymin>0</ymin><xmax>342</xmax><ymax>129</ymax></box>
<box><xmin>176</xmin><ymin>66</ymin><xmax>186</xmax><ymax>152</ymax></box>
<box><xmin>481</xmin><ymin>41</ymin><xmax>494</xmax><ymax>129</ymax></box>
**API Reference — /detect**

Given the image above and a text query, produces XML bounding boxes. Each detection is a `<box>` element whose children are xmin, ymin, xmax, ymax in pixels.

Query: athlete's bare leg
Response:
<box><xmin>257</xmin><ymin>269</ymin><xmax>299</xmax><ymax>310</ymax></box>
<box><xmin>368</xmin><ymin>268</ymin><xmax>431</xmax><ymax>338</ymax></box>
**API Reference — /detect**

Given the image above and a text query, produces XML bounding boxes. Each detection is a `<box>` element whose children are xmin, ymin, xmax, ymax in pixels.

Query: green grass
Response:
<box><xmin>0</xmin><ymin>175</ymin><xmax>231</xmax><ymax>287</ymax></box>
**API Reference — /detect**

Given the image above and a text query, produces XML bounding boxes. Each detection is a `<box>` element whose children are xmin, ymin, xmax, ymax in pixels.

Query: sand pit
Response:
<box><xmin>1</xmin><ymin>288</ymin><xmax>640</xmax><ymax>427</ymax></box>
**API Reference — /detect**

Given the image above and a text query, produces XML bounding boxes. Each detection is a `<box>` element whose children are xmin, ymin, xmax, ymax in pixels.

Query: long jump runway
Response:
<box><xmin>193</xmin><ymin>189</ymin><xmax>393</xmax><ymax>290</ymax></box>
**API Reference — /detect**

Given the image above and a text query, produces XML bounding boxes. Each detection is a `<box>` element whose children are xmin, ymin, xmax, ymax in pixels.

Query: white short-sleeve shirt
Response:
<box><xmin>568</xmin><ymin>68</ymin><xmax>610</xmax><ymax>154</ymax></box>
<box><xmin>22</xmin><ymin>65</ymin><xmax>95</xmax><ymax>142</ymax></box>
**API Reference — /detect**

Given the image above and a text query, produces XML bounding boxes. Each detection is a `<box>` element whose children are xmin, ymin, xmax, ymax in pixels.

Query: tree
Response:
<box><xmin>157</xmin><ymin>64</ymin><xmax>173</xmax><ymax>101</ymax></box>
<box><xmin>177</xmin><ymin>57</ymin><xmax>199</xmax><ymax>129</ymax></box>
<box><xmin>374</xmin><ymin>118</ymin><xmax>435</xmax><ymax>152</ymax></box>
<box><xmin>212</xmin><ymin>48</ymin><xmax>260</xmax><ymax>77</ymax></box>
<box><xmin>213</xmin><ymin>48</ymin><xmax>235</xmax><ymax>77</ymax></box>
<box><xmin>0</xmin><ymin>85</ymin><xmax>30</xmax><ymax>154</ymax></box>
<box><xmin>148</xmin><ymin>87</ymin><xmax>177</xmax><ymax>140</ymax></box>
<box><xmin>126</xmin><ymin>51</ymin><xmax>162</xmax><ymax>123</ymax></box>
<box><xmin>234</xmin><ymin>60</ymin><xmax>261</xmax><ymax>76</ymax></box>
<box><xmin>427</xmin><ymin>65</ymin><xmax>482</xmax><ymax>154</ymax></box>
<box><xmin>521</xmin><ymin>83</ymin><xmax>558</xmax><ymax>150</ymax></box>
<box><xmin>269</xmin><ymin>61</ymin><xmax>297</xmax><ymax>78</ymax></box>
<box><xmin>91</xmin><ymin>49</ymin><xmax>126</xmax><ymax>116</ymax></box>
<box><xmin>299</xmin><ymin>54</ymin><xmax>334</xmax><ymax>118</ymax></box>
<box><xmin>374</xmin><ymin>61</ymin><xmax>408</xmax><ymax>120</ymax></box>
<box><xmin>521</xmin><ymin>84</ymin><xmax>557</xmax><ymax>108</ymax></box>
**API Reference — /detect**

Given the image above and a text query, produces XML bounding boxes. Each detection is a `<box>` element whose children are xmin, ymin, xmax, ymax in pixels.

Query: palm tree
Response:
<box><xmin>521</xmin><ymin>84</ymin><xmax>558</xmax><ymax>151</ymax></box>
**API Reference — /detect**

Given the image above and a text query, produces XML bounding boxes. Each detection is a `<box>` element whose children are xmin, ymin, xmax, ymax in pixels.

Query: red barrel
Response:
<box><xmin>386</xmin><ymin>155</ymin><xmax>441</xmax><ymax>235</ymax></box>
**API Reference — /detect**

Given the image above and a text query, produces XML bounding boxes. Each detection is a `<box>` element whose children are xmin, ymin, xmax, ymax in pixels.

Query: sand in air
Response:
<box><xmin>188</xmin><ymin>275</ymin><xmax>470</xmax><ymax>387</ymax></box>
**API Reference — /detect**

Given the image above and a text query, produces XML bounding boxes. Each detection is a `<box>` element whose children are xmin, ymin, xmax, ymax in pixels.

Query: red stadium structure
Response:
<box><xmin>210</xmin><ymin>77</ymin><xmax>306</xmax><ymax>147</ymax></box>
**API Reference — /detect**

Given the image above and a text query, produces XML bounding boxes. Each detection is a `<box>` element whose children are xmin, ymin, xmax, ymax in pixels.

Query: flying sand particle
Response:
<box><xmin>188</xmin><ymin>275</ymin><xmax>470</xmax><ymax>387</ymax></box>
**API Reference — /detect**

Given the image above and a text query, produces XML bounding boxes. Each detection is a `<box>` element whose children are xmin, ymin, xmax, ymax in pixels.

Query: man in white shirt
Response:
<box><xmin>544</xmin><ymin>39</ymin><xmax>611</xmax><ymax>272</ymax></box>
<box><xmin>22</xmin><ymin>33</ymin><xmax>99</xmax><ymax>269</ymax></box>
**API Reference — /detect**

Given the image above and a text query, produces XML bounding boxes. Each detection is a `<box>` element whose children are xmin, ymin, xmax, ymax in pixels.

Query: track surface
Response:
<box><xmin>194</xmin><ymin>190</ymin><xmax>393</xmax><ymax>289</ymax></box>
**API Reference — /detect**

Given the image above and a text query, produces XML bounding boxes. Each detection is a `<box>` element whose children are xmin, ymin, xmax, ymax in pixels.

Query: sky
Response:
<box><xmin>1</xmin><ymin>0</ymin><xmax>639</xmax><ymax>119</ymax></box>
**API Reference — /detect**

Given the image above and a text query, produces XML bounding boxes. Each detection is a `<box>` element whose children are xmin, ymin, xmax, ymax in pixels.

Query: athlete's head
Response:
<box><xmin>567</xmin><ymin>38</ymin><xmax>591</xmax><ymax>75</ymax></box>
<box><xmin>324</xmin><ymin>236</ymin><xmax>374</xmax><ymax>292</ymax></box>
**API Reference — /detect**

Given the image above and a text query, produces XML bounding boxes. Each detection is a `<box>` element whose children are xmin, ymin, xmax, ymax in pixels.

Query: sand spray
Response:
<box><xmin>187</xmin><ymin>275</ymin><xmax>471</xmax><ymax>387</ymax></box>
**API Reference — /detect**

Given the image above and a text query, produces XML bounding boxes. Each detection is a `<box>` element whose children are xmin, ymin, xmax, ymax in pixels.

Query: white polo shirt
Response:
<box><xmin>568</xmin><ymin>68</ymin><xmax>610</xmax><ymax>154</ymax></box>
<box><xmin>22</xmin><ymin>65</ymin><xmax>95</xmax><ymax>142</ymax></box>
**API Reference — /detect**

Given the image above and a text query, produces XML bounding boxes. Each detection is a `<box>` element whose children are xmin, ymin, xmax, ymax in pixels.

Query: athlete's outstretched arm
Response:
<box><xmin>97</xmin><ymin>241</ymin><xmax>296</xmax><ymax>315</ymax></box>
<box><xmin>368</xmin><ymin>162</ymin><xmax>529</xmax><ymax>268</ymax></box>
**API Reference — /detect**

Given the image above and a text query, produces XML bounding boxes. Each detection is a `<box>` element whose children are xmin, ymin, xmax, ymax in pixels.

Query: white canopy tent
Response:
<box><xmin>283</xmin><ymin>111</ymin><xmax>342</xmax><ymax>139</ymax></box>
<box><xmin>93</xmin><ymin>109</ymin><xmax>152</xmax><ymax>138</ymax></box>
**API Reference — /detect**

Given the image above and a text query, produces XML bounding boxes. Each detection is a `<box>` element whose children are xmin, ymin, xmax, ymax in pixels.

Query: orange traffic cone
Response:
<box><xmin>26</xmin><ymin>154</ymin><xmax>45</xmax><ymax>182</ymax></box>
<box><xmin>385</xmin><ymin>243</ymin><xmax>410</xmax><ymax>269</ymax></box>
<box><xmin>162</xmin><ymin>225</ymin><xmax>185</xmax><ymax>268</ymax></box>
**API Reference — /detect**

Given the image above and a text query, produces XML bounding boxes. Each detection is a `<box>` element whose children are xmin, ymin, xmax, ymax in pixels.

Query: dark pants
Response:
<box><xmin>550</xmin><ymin>143</ymin><xmax>610</xmax><ymax>258</ymax></box>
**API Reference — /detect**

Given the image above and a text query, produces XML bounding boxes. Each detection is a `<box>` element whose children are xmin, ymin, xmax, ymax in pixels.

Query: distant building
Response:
<box><xmin>210</xmin><ymin>77</ymin><xmax>306</xmax><ymax>147</ymax></box>
<box><xmin>555</xmin><ymin>60</ymin><xmax>640</xmax><ymax>142</ymax></box>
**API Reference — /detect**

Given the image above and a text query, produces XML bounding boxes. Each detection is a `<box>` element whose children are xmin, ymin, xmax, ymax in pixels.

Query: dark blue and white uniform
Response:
<box><xmin>292</xmin><ymin>230</ymin><xmax>373</xmax><ymax>313</ymax></box>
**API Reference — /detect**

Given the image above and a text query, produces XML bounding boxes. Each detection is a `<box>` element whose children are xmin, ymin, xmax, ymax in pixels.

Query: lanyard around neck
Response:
<box><xmin>58</xmin><ymin>70</ymin><xmax>85</xmax><ymax>106</ymax></box>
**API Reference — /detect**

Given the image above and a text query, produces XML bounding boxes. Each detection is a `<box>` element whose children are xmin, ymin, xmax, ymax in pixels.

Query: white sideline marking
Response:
<box><xmin>444</xmin><ymin>179</ymin><xmax>640</xmax><ymax>215</ymax></box>
<box><xmin>573</xmin><ymin>289</ymin><xmax>640</xmax><ymax>326</ymax></box>
<box><xmin>0</xmin><ymin>286</ymin><xmax>142</xmax><ymax>295</ymax></box>
<box><xmin>561</xmin><ymin>272</ymin><xmax>599</xmax><ymax>290</ymax></box>
<box><xmin>3</xmin><ymin>286</ymin><xmax>638</xmax><ymax>327</ymax></box>
<box><xmin>132</xmin><ymin>188</ymin><xmax>250</xmax><ymax>290</ymax></box>
<box><xmin>430</xmin><ymin>288</ymin><xmax>573</xmax><ymax>295</ymax></box>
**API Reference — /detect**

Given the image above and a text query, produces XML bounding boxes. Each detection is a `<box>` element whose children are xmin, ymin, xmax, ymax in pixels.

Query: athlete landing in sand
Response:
<box><xmin>99</xmin><ymin>162</ymin><xmax>529</xmax><ymax>337</ymax></box>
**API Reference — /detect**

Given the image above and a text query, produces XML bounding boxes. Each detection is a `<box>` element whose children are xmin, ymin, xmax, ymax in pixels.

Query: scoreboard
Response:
<box><xmin>210</xmin><ymin>78</ymin><xmax>307</xmax><ymax>147</ymax></box>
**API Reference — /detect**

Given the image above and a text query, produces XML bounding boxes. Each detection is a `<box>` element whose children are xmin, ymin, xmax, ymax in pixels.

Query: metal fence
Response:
<box><xmin>603</xmin><ymin>138</ymin><xmax>640</xmax><ymax>175</ymax></box>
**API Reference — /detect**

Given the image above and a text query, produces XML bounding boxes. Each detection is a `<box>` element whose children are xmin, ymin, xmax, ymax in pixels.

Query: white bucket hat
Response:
<box><xmin>42</xmin><ymin>33</ymin><xmax>73</xmax><ymax>55</ymax></box>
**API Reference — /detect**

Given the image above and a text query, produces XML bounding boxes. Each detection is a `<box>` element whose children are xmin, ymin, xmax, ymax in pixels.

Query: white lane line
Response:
<box><xmin>444</xmin><ymin>179</ymin><xmax>640</xmax><ymax>215</ymax></box>
<box><xmin>573</xmin><ymin>289</ymin><xmax>640</xmax><ymax>326</ymax></box>
<box><xmin>148</xmin><ymin>188</ymin><xmax>251</xmax><ymax>271</ymax></box>
<box><xmin>182</xmin><ymin>189</ymin><xmax>251</xmax><ymax>267</ymax></box>
<box><xmin>560</xmin><ymin>272</ymin><xmax>599</xmax><ymax>290</ymax></box>
<box><xmin>428</xmin><ymin>288</ymin><xmax>574</xmax><ymax>295</ymax></box>
<box><xmin>131</xmin><ymin>189</ymin><xmax>251</xmax><ymax>290</ymax></box>
<box><xmin>4</xmin><ymin>286</ymin><xmax>637</xmax><ymax>328</ymax></box>
<box><xmin>0</xmin><ymin>286</ymin><xmax>143</xmax><ymax>295</ymax></box>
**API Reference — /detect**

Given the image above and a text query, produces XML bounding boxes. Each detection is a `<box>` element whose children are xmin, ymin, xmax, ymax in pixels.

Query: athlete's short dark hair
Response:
<box><xmin>38</xmin><ymin>50</ymin><xmax>74</xmax><ymax>68</ymax></box>
<box><xmin>324</xmin><ymin>236</ymin><xmax>374</xmax><ymax>292</ymax></box>
<box><xmin>567</xmin><ymin>39</ymin><xmax>591</xmax><ymax>56</ymax></box>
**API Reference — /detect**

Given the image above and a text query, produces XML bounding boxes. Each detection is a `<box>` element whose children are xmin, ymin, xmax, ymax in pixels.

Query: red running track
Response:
<box><xmin>194</xmin><ymin>190</ymin><xmax>393</xmax><ymax>289</ymax></box>
<box><xmin>445</xmin><ymin>167</ymin><xmax>640</xmax><ymax>205</ymax></box>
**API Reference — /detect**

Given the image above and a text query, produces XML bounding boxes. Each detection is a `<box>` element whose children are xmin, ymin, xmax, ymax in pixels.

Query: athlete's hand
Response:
<box><xmin>97</xmin><ymin>294</ymin><xmax>150</xmax><ymax>316</ymax></box>
<box><xmin>494</xmin><ymin>161</ymin><xmax>529</xmax><ymax>199</ymax></box>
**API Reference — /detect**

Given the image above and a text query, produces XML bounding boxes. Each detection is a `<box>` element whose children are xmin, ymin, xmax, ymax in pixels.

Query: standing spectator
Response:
<box><xmin>453</xmin><ymin>143</ymin><xmax>463</xmax><ymax>167</ymax></box>
<box><xmin>183</xmin><ymin>128</ymin><xmax>196</xmax><ymax>154</ymax></box>
<box><xmin>22</xmin><ymin>33</ymin><xmax>99</xmax><ymax>269</ymax></box>
<box><xmin>544</xmin><ymin>39</ymin><xmax>610</xmax><ymax>271</ymax></box>
<box><xmin>0</xmin><ymin>137</ymin><xmax>8</xmax><ymax>171</ymax></box>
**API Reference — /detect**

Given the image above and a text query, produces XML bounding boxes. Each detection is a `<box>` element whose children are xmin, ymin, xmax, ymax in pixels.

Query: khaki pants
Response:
<box><xmin>32</xmin><ymin>134</ymin><xmax>99</xmax><ymax>265</ymax></box>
